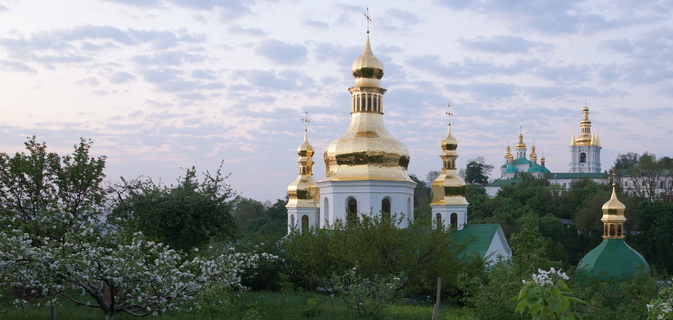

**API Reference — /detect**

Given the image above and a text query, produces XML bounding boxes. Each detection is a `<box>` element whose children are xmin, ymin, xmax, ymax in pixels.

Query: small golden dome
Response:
<box><xmin>441</xmin><ymin>124</ymin><xmax>458</xmax><ymax>151</ymax></box>
<box><xmin>601</xmin><ymin>173</ymin><xmax>627</xmax><ymax>239</ymax></box>
<box><xmin>287</xmin><ymin>130</ymin><xmax>319</xmax><ymax>207</ymax></box>
<box><xmin>351</xmin><ymin>34</ymin><xmax>384</xmax><ymax>87</ymax></box>
<box><xmin>516</xmin><ymin>133</ymin><xmax>526</xmax><ymax>149</ymax></box>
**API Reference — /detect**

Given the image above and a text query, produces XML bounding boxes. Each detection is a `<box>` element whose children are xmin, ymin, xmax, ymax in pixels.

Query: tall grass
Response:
<box><xmin>2</xmin><ymin>291</ymin><xmax>476</xmax><ymax>320</ymax></box>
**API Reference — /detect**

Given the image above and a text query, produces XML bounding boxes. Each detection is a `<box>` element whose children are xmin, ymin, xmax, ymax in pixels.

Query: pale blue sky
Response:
<box><xmin>1</xmin><ymin>0</ymin><xmax>672</xmax><ymax>201</ymax></box>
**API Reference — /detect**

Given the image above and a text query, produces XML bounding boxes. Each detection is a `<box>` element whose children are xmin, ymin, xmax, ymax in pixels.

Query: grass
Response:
<box><xmin>2</xmin><ymin>290</ymin><xmax>476</xmax><ymax>320</ymax></box>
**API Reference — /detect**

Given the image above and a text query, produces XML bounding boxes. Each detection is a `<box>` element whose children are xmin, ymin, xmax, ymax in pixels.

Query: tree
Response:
<box><xmin>0</xmin><ymin>138</ymin><xmax>267</xmax><ymax>319</ymax></box>
<box><xmin>614</xmin><ymin>152</ymin><xmax>639</xmax><ymax>169</ymax></box>
<box><xmin>110</xmin><ymin>166</ymin><xmax>237</xmax><ymax>252</ymax></box>
<box><xmin>462</xmin><ymin>156</ymin><xmax>494</xmax><ymax>186</ymax></box>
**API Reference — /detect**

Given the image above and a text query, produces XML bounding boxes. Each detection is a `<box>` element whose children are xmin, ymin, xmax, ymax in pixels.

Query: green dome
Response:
<box><xmin>504</xmin><ymin>163</ymin><xmax>518</xmax><ymax>173</ymax></box>
<box><xmin>528</xmin><ymin>163</ymin><xmax>543</xmax><ymax>173</ymax></box>
<box><xmin>576</xmin><ymin>239</ymin><xmax>651</xmax><ymax>281</ymax></box>
<box><xmin>512</xmin><ymin>158</ymin><xmax>532</xmax><ymax>165</ymax></box>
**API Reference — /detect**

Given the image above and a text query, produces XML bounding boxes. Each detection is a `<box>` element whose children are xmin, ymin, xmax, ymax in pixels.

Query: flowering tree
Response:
<box><xmin>515</xmin><ymin>268</ymin><xmax>586</xmax><ymax>320</ymax></box>
<box><xmin>648</xmin><ymin>281</ymin><xmax>673</xmax><ymax>320</ymax></box>
<box><xmin>0</xmin><ymin>138</ymin><xmax>271</xmax><ymax>319</ymax></box>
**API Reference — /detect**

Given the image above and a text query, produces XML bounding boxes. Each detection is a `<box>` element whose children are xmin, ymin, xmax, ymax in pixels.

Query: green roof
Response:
<box><xmin>576</xmin><ymin>239</ymin><xmax>651</xmax><ymax>281</ymax></box>
<box><xmin>549</xmin><ymin>172</ymin><xmax>607</xmax><ymax>180</ymax></box>
<box><xmin>512</xmin><ymin>158</ymin><xmax>532</xmax><ymax>165</ymax></box>
<box><xmin>452</xmin><ymin>224</ymin><xmax>502</xmax><ymax>260</ymax></box>
<box><xmin>487</xmin><ymin>178</ymin><xmax>521</xmax><ymax>187</ymax></box>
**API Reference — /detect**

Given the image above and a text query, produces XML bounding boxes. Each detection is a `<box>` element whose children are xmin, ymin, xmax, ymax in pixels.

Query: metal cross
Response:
<box><xmin>364</xmin><ymin>7</ymin><xmax>371</xmax><ymax>33</ymax></box>
<box><xmin>302</xmin><ymin>110</ymin><xmax>310</xmax><ymax>132</ymax></box>
<box><xmin>446</xmin><ymin>103</ymin><xmax>453</xmax><ymax>125</ymax></box>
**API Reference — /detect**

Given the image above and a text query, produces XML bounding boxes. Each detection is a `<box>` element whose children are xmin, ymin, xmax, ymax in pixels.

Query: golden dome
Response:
<box><xmin>601</xmin><ymin>173</ymin><xmax>626</xmax><ymax>239</ymax></box>
<box><xmin>530</xmin><ymin>145</ymin><xmax>538</xmax><ymax>163</ymax></box>
<box><xmin>574</xmin><ymin>106</ymin><xmax>594</xmax><ymax>146</ymax></box>
<box><xmin>287</xmin><ymin>130</ymin><xmax>319</xmax><ymax>207</ymax></box>
<box><xmin>431</xmin><ymin>123</ymin><xmax>467</xmax><ymax>206</ymax></box>
<box><xmin>351</xmin><ymin>34</ymin><xmax>384</xmax><ymax>87</ymax></box>
<box><xmin>516</xmin><ymin>132</ymin><xmax>526</xmax><ymax>149</ymax></box>
<box><xmin>322</xmin><ymin>34</ymin><xmax>411</xmax><ymax>182</ymax></box>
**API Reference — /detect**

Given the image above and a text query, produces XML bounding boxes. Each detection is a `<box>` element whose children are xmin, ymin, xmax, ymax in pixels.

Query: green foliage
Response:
<box><xmin>330</xmin><ymin>268</ymin><xmax>403</xmax><ymax>318</ymax></box>
<box><xmin>464</xmin><ymin>157</ymin><xmax>494</xmax><ymax>186</ymax></box>
<box><xmin>285</xmin><ymin>214</ymin><xmax>468</xmax><ymax>296</ymax></box>
<box><xmin>514</xmin><ymin>268</ymin><xmax>586</xmax><ymax>320</ymax></box>
<box><xmin>0</xmin><ymin>136</ymin><xmax>106</xmax><ymax>234</ymax></box>
<box><xmin>632</xmin><ymin>201</ymin><xmax>673</xmax><ymax>273</ymax></box>
<box><xmin>647</xmin><ymin>282</ymin><xmax>673</xmax><ymax>320</ymax></box>
<box><xmin>109</xmin><ymin>165</ymin><xmax>236</xmax><ymax>252</ymax></box>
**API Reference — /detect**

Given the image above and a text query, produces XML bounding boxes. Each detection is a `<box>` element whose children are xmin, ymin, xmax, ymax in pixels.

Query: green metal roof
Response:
<box><xmin>487</xmin><ymin>178</ymin><xmax>521</xmax><ymax>187</ymax></box>
<box><xmin>549</xmin><ymin>172</ymin><xmax>607</xmax><ymax>180</ymax></box>
<box><xmin>512</xmin><ymin>158</ymin><xmax>532</xmax><ymax>165</ymax></box>
<box><xmin>576</xmin><ymin>239</ymin><xmax>651</xmax><ymax>281</ymax></box>
<box><xmin>452</xmin><ymin>224</ymin><xmax>502</xmax><ymax>260</ymax></box>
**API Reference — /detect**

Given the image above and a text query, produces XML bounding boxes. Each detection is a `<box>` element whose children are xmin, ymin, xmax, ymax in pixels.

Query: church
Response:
<box><xmin>285</xmin><ymin>31</ymin><xmax>511</xmax><ymax>264</ymax></box>
<box><xmin>485</xmin><ymin>106</ymin><xmax>608</xmax><ymax>197</ymax></box>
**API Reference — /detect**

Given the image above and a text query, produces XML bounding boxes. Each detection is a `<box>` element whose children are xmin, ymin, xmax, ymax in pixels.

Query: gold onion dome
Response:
<box><xmin>322</xmin><ymin>34</ymin><xmax>411</xmax><ymax>182</ymax></box>
<box><xmin>601</xmin><ymin>184</ymin><xmax>627</xmax><ymax>239</ymax></box>
<box><xmin>516</xmin><ymin>133</ymin><xmax>526</xmax><ymax>149</ymax></box>
<box><xmin>351</xmin><ymin>34</ymin><xmax>384</xmax><ymax>87</ymax></box>
<box><xmin>287</xmin><ymin>130</ymin><xmax>319</xmax><ymax>207</ymax></box>
<box><xmin>431</xmin><ymin>123</ymin><xmax>468</xmax><ymax>206</ymax></box>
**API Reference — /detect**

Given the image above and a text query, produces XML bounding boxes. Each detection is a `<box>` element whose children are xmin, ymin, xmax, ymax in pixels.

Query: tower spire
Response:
<box><xmin>363</xmin><ymin>7</ymin><xmax>371</xmax><ymax>34</ymax></box>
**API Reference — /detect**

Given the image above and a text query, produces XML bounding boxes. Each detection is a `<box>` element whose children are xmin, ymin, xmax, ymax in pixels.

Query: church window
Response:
<box><xmin>436</xmin><ymin>213</ymin><xmax>442</xmax><ymax>227</ymax></box>
<box><xmin>450</xmin><ymin>213</ymin><xmax>458</xmax><ymax>229</ymax></box>
<box><xmin>617</xmin><ymin>224</ymin><xmax>622</xmax><ymax>237</ymax></box>
<box><xmin>604</xmin><ymin>224</ymin><xmax>608</xmax><ymax>237</ymax></box>
<box><xmin>347</xmin><ymin>197</ymin><xmax>358</xmax><ymax>226</ymax></box>
<box><xmin>301</xmin><ymin>215</ymin><xmax>309</xmax><ymax>233</ymax></box>
<box><xmin>290</xmin><ymin>215</ymin><xmax>295</xmax><ymax>229</ymax></box>
<box><xmin>367</xmin><ymin>94</ymin><xmax>372</xmax><ymax>111</ymax></box>
<box><xmin>324</xmin><ymin>198</ymin><xmax>330</xmax><ymax>224</ymax></box>
<box><xmin>580</xmin><ymin>152</ymin><xmax>587</xmax><ymax>163</ymax></box>
<box><xmin>381</xmin><ymin>198</ymin><xmax>391</xmax><ymax>220</ymax></box>
<box><xmin>609</xmin><ymin>224</ymin><xmax>616</xmax><ymax>237</ymax></box>
<box><xmin>373</xmin><ymin>95</ymin><xmax>378</xmax><ymax>112</ymax></box>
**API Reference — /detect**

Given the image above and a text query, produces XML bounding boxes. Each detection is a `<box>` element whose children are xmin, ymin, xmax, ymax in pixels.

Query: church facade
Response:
<box><xmin>285</xmin><ymin>33</ymin><xmax>511</xmax><ymax>264</ymax></box>
<box><xmin>486</xmin><ymin>106</ymin><xmax>608</xmax><ymax>197</ymax></box>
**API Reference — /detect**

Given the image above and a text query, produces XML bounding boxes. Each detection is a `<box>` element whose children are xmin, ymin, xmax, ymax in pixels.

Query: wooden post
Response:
<box><xmin>432</xmin><ymin>277</ymin><xmax>441</xmax><ymax>320</ymax></box>
<box><xmin>50</xmin><ymin>305</ymin><xmax>56</xmax><ymax>320</ymax></box>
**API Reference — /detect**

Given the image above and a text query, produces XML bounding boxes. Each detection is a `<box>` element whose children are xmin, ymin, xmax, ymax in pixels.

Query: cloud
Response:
<box><xmin>534</xmin><ymin>64</ymin><xmax>591</xmax><ymax>84</ymax></box>
<box><xmin>446</xmin><ymin>82</ymin><xmax>519</xmax><ymax>101</ymax></box>
<box><xmin>458</xmin><ymin>35</ymin><xmax>554</xmax><ymax>54</ymax></box>
<box><xmin>0</xmin><ymin>4</ymin><xmax>8</xmax><ymax>11</ymax></box>
<box><xmin>376</xmin><ymin>8</ymin><xmax>421</xmax><ymax>32</ymax></box>
<box><xmin>406</xmin><ymin>55</ymin><xmax>539</xmax><ymax>79</ymax></box>
<box><xmin>231</xmin><ymin>69</ymin><xmax>315</xmax><ymax>91</ymax></box>
<box><xmin>302</xmin><ymin>20</ymin><xmax>329</xmax><ymax>29</ymax></box>
<box><xmin>226</xmin><ymin>26</ymin><xmax>267</xmax><ymax>37</ymax></box>
<box><xmin>109</xmin><ymin>71</ymin><xmax>136</xmax><ymax>84</ymax></box>
<box><xmin>132</xmin><ymin>51</ymin><xmax>206</xmax><ymax>66</ymax></box>
<box><xmin>436</xmin><ymin>0</ymin><xmax>670</xmax><ymax>35</ymax></box>
<box><xmin>103</xmin><ymin>0</ymin><xmax>162</xmax><ymax>7</ymax></box>
<box><xmin>0</xmin><ymin>60</ymin><xmax>36</xmax><ymax>72</ymax></box>
<box><xmin>597</xmin><ymin>38</ymin><xmax>635</xmax><ymax>54</ymax></box>
<box><xmin>191</xmin><ymin>69</ymin><xmax>218</xmax><ymax>80</ymax></box>
<box><xmin>140</xmin><ymin>68</ymin><xmax>225</xmax><ymax>94</ymax></box>
<box><xmin>254</xmin><ymin>39</ymin><xmax>308</xmax><ymax>65</ymax></box>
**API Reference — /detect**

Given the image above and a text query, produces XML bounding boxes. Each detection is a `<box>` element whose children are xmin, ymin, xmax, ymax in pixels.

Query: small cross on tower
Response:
<box><xmin>446</xmin><ymin>103</ymin><xmax>453</xmax><ymax>126</ymax></box>
<box><xmin>302</xmin><ymin>110</ymin><xmax>311</xmax><ymax>133</ymax></box>
<box><xmin>364</xmin><ymin>7</ymin><xmax>371</xmax><ymax>33</ymax></box>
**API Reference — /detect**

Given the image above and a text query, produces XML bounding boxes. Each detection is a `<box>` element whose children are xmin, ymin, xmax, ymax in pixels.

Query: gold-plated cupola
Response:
<box><xmin>573</xmin><ymin>105</ymin><xmax>600</xmax><ymax>146</ymax></box>
<box><xmin>322</xmin><ymin>33</ymin><xmax>412</xmax><ymax>182</ymax></box>
<box><xmin>431</xmin><ymin>116</ymin><xmax>468</xmax><ymax>206</ymax></box>
<box><xmin>287</xmin><ymin>120</ymin><xmax>319</xmax><ymax>207</ymax></box>
<box><xmin>601</xmin><ymin>171</ymin><xmax>626</xmax><ymax>239</ymax></box>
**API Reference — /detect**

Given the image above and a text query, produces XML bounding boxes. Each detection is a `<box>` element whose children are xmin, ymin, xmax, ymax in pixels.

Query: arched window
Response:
<box><xmin>301</xmin><ymin>215</ymin><xmax>309</xmax><ymax>233</ymax></box>
<box><xmin>617</xmin><ymin>224</ymin><xmax>622</xmax><ymax>237</ymax></box>
<box><xmin>604</xmin><ymin>224</ymin><xmax>608</xmax><ymax>237</ymax></box>
<box><xmin>580</xmin><ymin>152</ymin><xmax>587</xmax><ymax>163</ymax></box>
<box><xmin>381</xmin><ymin>198</ymin><xmax>391</xmax><ymax>220</ymax></box>
<box><xmin>436</xmin><ymin>213</ymin><xmax>442</xmax><ymax>227</ymax></box>
<box><xmin>290</xmin><ymin>215</ymin><xmax>295</xmax><ymax>230</ymax></box>
<box><xmin>347</xmin><ymin>197</ymin><xmax>358</xmax><ymax>226</ymax></box>
<box><xmin>324</xmin><ymin>197</ymin><xmax>330</xmax><ymax>224</ymax></box>
<box><xmin>450</xmin><ymin>213</ymin><xmax>458</xmax><ymax>229</ymax></box>
<box><xmin>609</xmin><ymin>224</ymin><xmax>616</xmax><ymax>237</ymax></box>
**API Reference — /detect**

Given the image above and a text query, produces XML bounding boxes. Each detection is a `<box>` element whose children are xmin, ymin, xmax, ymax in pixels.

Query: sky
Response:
<box><xmin>1</xmin><ymin>0</ymin><xmax>672</xmax><ymax>202</ymax></box>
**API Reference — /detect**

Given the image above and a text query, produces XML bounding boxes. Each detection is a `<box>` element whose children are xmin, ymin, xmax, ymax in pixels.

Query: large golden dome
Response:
<box><xmin>322</xmin><ymin>34</ymin><xmax>412</xmax><ymax>182</ymax></box>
